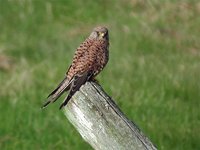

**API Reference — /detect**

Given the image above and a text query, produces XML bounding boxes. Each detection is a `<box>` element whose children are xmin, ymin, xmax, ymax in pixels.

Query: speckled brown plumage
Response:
<box><xmin>42</xmin><ymin>26</ymin><xmax>109</xmax><ymax>109</ymax></box>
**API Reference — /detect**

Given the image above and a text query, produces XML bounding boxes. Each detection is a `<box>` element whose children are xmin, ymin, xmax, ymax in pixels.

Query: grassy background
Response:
<box><xmin>0</xmin><ymin>0</ymin><xmax>200</xmax><ymax>149</ymax></box>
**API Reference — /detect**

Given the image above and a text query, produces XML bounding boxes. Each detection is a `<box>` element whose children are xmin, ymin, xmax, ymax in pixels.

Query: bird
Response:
<box><xmin>42</xmin><ymin>26</ymin><xmax>109</xmax><ymax>109</ymax></box>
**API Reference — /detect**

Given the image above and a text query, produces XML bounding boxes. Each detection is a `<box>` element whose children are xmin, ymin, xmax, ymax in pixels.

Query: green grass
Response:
<box><xmin>0</xmin><ymin>0</ymin><xmax>200</xmax><ymax>149</ymax></box>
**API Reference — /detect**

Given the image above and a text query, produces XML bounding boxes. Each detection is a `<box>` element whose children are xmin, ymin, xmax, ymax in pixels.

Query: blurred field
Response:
<box><xmin>0</xmin><ymin>0</ymin><xmax>200</xmax><ymax>149</ymax></box>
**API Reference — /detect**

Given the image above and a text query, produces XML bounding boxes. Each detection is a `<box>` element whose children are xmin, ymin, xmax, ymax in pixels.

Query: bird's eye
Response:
<box><xmin>101</xmin><ymin>33</ymin><xmax>105</xmax><ymax>37</ymax></box>
<box><xmin>98</xmin><ymin>32</ymin><xmax>105</xmax><ymax>38</ymax></box>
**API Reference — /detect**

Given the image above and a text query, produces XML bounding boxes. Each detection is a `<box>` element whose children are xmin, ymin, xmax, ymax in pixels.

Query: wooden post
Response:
<box><xmin>63</xmin><ymin>82</ymin><xmax>157</xmax><ymax>150</ymax></box>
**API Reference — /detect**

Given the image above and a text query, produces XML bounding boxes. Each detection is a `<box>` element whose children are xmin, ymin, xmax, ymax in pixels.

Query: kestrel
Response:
<box><xmin>42</xmin><ymin>26</ymin><xmax>109</xmax><ymax>109</ymax></box>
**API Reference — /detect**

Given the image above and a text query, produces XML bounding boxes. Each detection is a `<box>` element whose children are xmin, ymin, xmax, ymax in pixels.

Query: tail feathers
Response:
<box><xmin>59</xmin><ymin>95</ymin><xmax>70</xmax><ymax>109</ymax></box>
<box><xmin>47</xmin><ymin>76</ymin><xmax>68</xmax><ymax>98</ymax></box>
<box><xmin>41</xmin><ymin>77</ymin><xmax>71</xmax><ymax>109</ymax></box>
<box><xmin>59</xmin><ymin>71</ymin><xmax>92</xmax><ymax>109</ymax></box>
<box><xmin>42</xmin><ymin>97</ymin><xmax>53</xmax><ymax>108</ymax></box>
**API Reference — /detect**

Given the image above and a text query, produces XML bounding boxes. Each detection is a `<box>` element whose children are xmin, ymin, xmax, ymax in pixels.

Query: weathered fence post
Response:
<box><xmin>63</xmin><ymin>82</ymin><xmax>157</xmax><ymax>150</ymax></box>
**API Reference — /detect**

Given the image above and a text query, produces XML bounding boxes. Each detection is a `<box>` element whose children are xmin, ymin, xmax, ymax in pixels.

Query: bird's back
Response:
<box><xmin>66</xmin><ymin>38</ymin><xmax>108</xmax><ymax>80</ymax></box>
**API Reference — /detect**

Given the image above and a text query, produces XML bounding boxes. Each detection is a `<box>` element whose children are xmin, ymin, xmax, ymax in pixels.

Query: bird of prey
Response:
<box><xmin>42</xmin><ymin>26</ymin><xmax>109</xmax><ymax>109</ymax></box>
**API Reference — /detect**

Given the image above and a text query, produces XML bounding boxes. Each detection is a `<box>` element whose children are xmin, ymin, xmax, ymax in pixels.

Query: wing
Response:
<box><xmin>65</xmin><ymin>40</ymin><xmax>93</xmax><ymax>79</ymax></box>
<box><xmin>59</xmin><ymin>45</ymin><xmax>97</xmax><ymax>109</ymax></box>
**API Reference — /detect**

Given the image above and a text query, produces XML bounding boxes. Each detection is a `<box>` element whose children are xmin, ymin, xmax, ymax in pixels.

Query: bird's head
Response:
<box><xmin>89</xmin><ymin>26</ymin><xmax>109</xmax><ymax>40</ymax></box>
